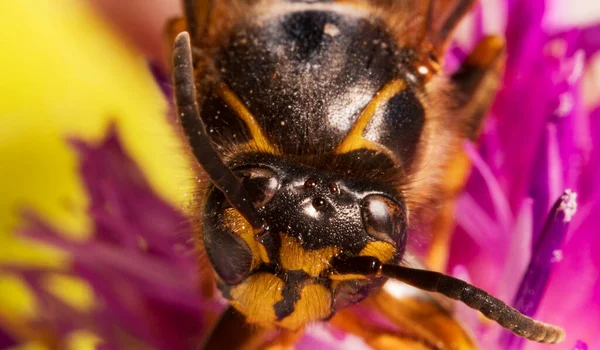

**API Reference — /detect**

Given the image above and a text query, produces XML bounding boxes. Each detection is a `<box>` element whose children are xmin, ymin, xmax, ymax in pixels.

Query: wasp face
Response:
<box><xmin>173</xmin><ymin>1</ymin><xmax>566</xmax><ymax>345</ymax></box>
<box><xmin>202</xmin><ymin>160</ymin><xmax>407</xmax><ymax>329</ymax></box>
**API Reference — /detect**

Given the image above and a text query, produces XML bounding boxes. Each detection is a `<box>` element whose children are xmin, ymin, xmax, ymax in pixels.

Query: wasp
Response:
<box><xmin>167</xmin><ymin>0</ymin><xmax>566</xmax><ymax>348</ymax></box>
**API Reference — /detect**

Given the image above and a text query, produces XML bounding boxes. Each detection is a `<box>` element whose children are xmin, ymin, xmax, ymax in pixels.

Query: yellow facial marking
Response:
<box><xmin>217</xmin><ymin>84</ymin><xmax>278</xmax><ymax>154</ymax></box>
<box><xmin>329</xmin><ymin>273</ymin><xmax>369</xmax><ymax>281</ymax></box>
<box><xmin>223</xmin><ymin>208</ymin><xmax>263</xmax><ymax>267</ymax></box>
<box><xmin>278</xmin><ymin>283</ymin><xmax>332</xmax><ymax>330</ymax></box>
<box><xmin>335</xmin><ymin>79</ymin><xmax>406</xmax><ymax>156</ymax></box>
<box><xmin>359</xmin><ymin>241</ymin><xmax>396</xmax><ymax>263</ymax></box>
<box><xmin>279</xmin><ymin>234</ymin><xmax>339</xmax><ymax>276</ymax></box>
<box><xmin>329</xmin><ymin>242</ymin><xmax>395</xmax><ymax>280</ymax></box>
<box><xmin>257</xmin><ymin>241</ymin><xmax>272</xmax><ymax>264</ymax></box>
<box><xmin>230</xmin><ymin>272</ymin><xmax>284</xmax><ymax>325</ymax></box>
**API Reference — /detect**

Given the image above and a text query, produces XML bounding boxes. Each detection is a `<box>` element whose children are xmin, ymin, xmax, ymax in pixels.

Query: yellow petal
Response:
<box><xmin>0</xmin><ymin>0</ymin><xmax>194</xmax><ymax>343</ymax></box>
<box><xmin>0</xmin><ymin>0</ymin><xmax>192</xmax><ymax>242</ymax></box>
<box><xmin>66</xmin><ymin>330</ymin><xmax>101</xmax><ymax>350</ymax></box>
<box><xmin>42</xmin><ymin>274</ymin><xmax>95</xmax><ymax>312</ymax></box>
<box><xmin>0</xmin><ymin>275</ymin><xmax>38</xmax><ymax>321</ymax></box>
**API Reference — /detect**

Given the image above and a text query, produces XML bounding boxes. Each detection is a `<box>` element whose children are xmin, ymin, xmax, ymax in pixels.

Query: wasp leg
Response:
<box><xmin>203</xmin><ymin>307</ymin><xmax>303</xmax><ymax>350</ymax></box>
<box><xmin>181</xmin><ymin>0</ymin><xmax>213</xmax><ymax>44</ymax></box>
<box><xmin>331</xmin><ymin>259</ymin><xmax>477</xmax><ymax>350</ymax></box>
<box><xmin>426</xmin><ymin>149</ymin><xmax>471</xmax><ymax>271</ymax></box>
<box><xmin>452</xmin><ymin>35</ymin><xmax>506</xmax><ymax>140</ymax></box>
<box><xmin>330</xmin><ymin>307</ymin><xmax>445</xmax><ymax>350</ymax></box>
<box><xmin>331</xmin><ymin>292</ymin><xmax>477</xmax><ymax>350</ymax></box>
<box><xmin>371</xmin><ymin>285</ymin><xmax>477</xmax><ymax>350</ymax></box>
<box><xmin>203</xmin><ymin>307</ymin><xmax>267</xmax><ymax>350</ymax></box>
<box><xmin>427</xmin><ymin>35</ymin><xmax>506</xmax><ymax>270</ymax></box>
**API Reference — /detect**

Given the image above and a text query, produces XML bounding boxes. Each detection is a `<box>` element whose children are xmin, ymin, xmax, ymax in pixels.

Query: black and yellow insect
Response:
<box><xmin>167</xmin><ymin>0</ymin><xmax>565</xmax><ymax>348</ymax></box>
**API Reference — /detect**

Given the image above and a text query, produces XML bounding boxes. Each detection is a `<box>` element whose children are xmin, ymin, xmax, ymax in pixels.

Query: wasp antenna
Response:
<box><xmin>172</xmin><ymin>32</ymin><xmax>266</xmax><ymax>232</ymax></box>
<box><xmin>182</xmin><ymin>0</ymin><xmax>213</xmax><ymax>43</ymax></box>
<box><xmin>452</xmin><ymin>35</ymin><xmax>506</xmax><ymax>139</ymax></box>
<box><xmin>333</xmin><ymin>256</ymin><xmax>565</xmax><ymax>344</ymax></box>
<box><xmin>381</xmin><ymin>264</ymin><xmax>565</xmax><ymax>344</ymax></box>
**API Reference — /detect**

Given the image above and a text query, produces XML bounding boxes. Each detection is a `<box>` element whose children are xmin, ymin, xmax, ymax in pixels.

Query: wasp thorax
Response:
<box><xmin>202</xmin><ymin>161</ymin><xmax>407</xmax><ymax>329</ymax></box>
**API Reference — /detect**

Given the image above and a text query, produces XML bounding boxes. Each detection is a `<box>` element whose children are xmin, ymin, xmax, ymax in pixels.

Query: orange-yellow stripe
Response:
<box><xmin>335</xmin><ymin>79</ymin><xmax>406</xmax><ymax>156</ymax></box>
<box><xmin>217</xmin><ymin>84</ymin><xmax>277</xmax><ymax>154</ymax></box>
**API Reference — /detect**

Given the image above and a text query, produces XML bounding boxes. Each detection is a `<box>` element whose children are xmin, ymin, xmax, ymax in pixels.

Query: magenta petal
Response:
<box><xmin>455</xmin><ymin>193</ymin><xmax>504</xmax><ymax>261</ymax></box>
<box><xmin>451</xmin><ymin>265</ymin><xmax>481</xmax><ymax>334</ymax></box>
<box><xmin>525</xmin><ymin>201</ymin><xmax>600</xmax><ymax>350</ymax></box>
<box><xmin>494</xmin><ymin>0</ymin><xmax>565</xmax><ymax>212</ymax></box>
<box><xmin>450</xmin><ymin>142</ymin><xmax>514</xmax><ymax>283</ymax></box>
<box><xmin>444</xmin><ymin>44</ymin><xmax>467</xmax><ymax>73</ymax></box>
<box><xmin>295</xmin><ymin>329</ymin><xmax>341</xmax><ymax>350</ymax></box>
<box><xmin>578</xmin><ymin>107</ymin><xmax>600</xmax><ymax>205</ymax></box>
<box><xmin>70</xmin><ymin>128</ymin><xmax>195</xmax><ymax>261</ymax></box>
<box><xmin>573</xmin><ymin>340</ymin><xmax>588</xmax><ymax>350</ymax></box>
<box><xmin>296</xmin><ymin>325</ymin><xmax>369</xmax><ymax>350</ymax></box>
<box><xmin>149</xmin><ymin>62</ymin><xmax>173</xmax><ymax>100</ymax></box>
<box><xmin>464</xmin><ymin>142</ymin><xmax>513</xmax><ymax>232</ymax></box>
<box><xmin>500</xmin><ymin>199</ymin><xmax>533</xmax><ymax>300</ymax></box>
<box><xmin>0</xmin><ymin>323</ymin><xmax>17</xmax><ymax>348</ymax></box>
<box><xmin>530</xmin><ymin>124</ymin><xmax>564</xmax><ymax>243</ymax></box>
<box><xmin>96</xmin><ymin>344</ymin><xmax>120</xmax><ymax>350</ymax></box>
<box><xmin>577</xmin><ymin>24</ymin><xmax>600</xmax><ymax>59</ymax></box>
<box><xmin>472</xmin><ymin>2</ymin><xmax>484</xmax><ymax>43</ymax></box>
<box><xmin>552</xmin><ymin>25</ymin><xmax>600</xmax><ymax>61</ymax></box>
<box><xmin>10</xmin><ymin>127</ymin><xmax>207</xmax><ymax>349</ymax></box>
<box><xmin>505</xmin><ymin>0</ymin><xmax>546</xmax><ymax>80</ymax></box>
<box><xmin>500</xmin><ymin>190</ymin><xmax>577</xmax><ymax>349</ymax></box>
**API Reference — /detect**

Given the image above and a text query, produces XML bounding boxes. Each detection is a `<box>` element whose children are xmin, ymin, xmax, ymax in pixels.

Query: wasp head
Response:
<box><xmin>202</xmin><ymin>156</ymin><xmax>407</xmax><ymax>329</ymax></box>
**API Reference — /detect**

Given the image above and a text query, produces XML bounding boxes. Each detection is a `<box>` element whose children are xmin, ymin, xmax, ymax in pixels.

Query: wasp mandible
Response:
<box><xmin>167</xmin><ymin>0</ymin><xmax>566</xmax><ymax>348</ymax></box>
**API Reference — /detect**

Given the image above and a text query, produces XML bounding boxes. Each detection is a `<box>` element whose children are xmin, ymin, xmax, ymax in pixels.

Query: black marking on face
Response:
<box><xmin>201</xmin><ymin>93</ymin><xmax>253</xmax><ymax>148</ymax></box>
<box><xmin>203</xmin><ymin>189</ymin><xmax>254</xmax><ymax>285</ymax></box>
<box><xmin>363</xmin><ymin>89</ymin><xmax>425</xmax><ymax>163</ymax></box>
<box><xmin>273</xmin><ymin>270</ymin><xmax>309</xmax><ymax>320</ymax></box>
<box><xmin>333</xmin><ymin>277</ymin><xmax>387</xmax><ymax>311</ymax></box>
<box><xmin>262</xmin><ymin>174</ymin><xmax>369</xmax><ymax>251</ymax></box>
<box><xmin>208</xmin><ymin>9</ymin><xmax>402</xmax><ymax>153</ymax></box>
<box><xmin>223</xmin><ymin>153</ymin><xmax>407</xmax><ymax>252</ymax></box>
<box><xmin>218</xmin><ymin>281</ymin><xmax>234</xmax><ymax>301</ymax></box>
<box><xmin>282</xmin><ymin>11</ymin><xmax>330</xmax><ymax>60</ymax></box>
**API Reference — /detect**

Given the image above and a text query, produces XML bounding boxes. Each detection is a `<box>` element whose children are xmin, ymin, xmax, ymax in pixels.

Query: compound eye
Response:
<box><xmin>361</xmin><ymin>194</ymin><xmax>407</xmax><ymax>246</ymax></box>
<box><xmin>236</xmin><ymin>167</ymin><xmax>279</xmax><ymax>208</ymax></box>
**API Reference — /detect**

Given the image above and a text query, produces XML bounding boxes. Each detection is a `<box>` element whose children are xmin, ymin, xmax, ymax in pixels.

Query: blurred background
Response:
<box><xmin>1</xmin><ymin>1</ymin><xmax>599</xmax><ymax>349</ymax></box>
